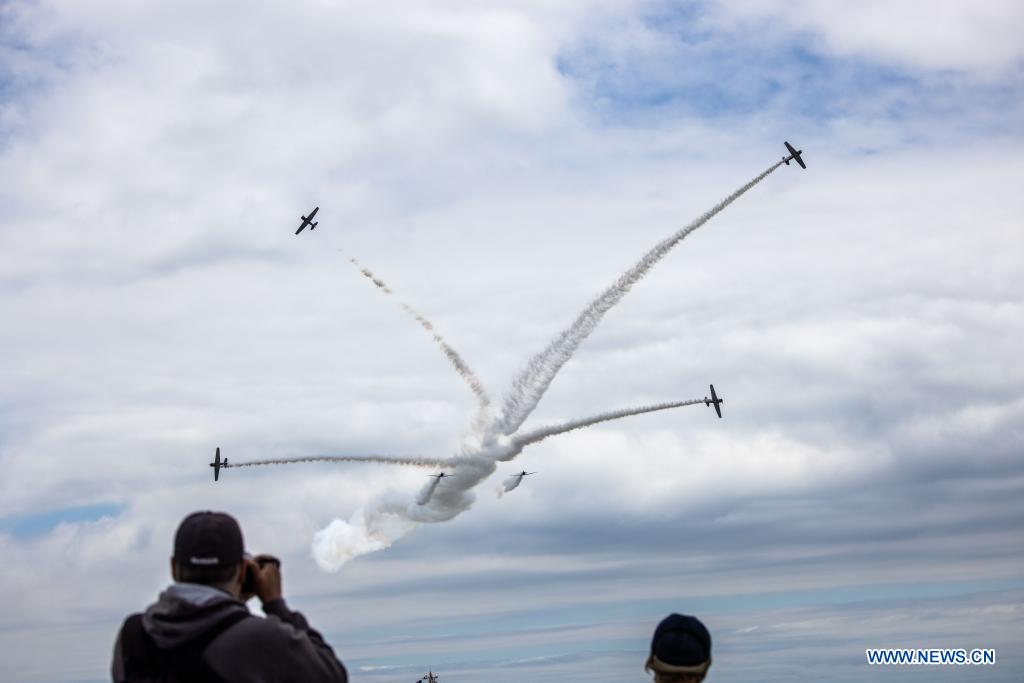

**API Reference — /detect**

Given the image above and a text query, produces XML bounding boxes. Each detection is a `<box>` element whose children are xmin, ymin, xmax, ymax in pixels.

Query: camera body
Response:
<box><xmin>240</xmin><ymin>555</ymin><xmax>280</xmax><ymax>596</ymax></box>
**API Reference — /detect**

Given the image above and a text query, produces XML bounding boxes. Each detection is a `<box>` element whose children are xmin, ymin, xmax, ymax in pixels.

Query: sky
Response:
<box><xmin>1</xmin><ymin>0</ymin><xmax>1022</xmax><ymax>681</ymax></box>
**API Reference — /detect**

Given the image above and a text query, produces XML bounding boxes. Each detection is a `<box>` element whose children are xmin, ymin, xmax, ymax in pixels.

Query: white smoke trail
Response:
<box><xmin>510</xmin><ymin>399</ymin><xmax>704</xmax><ymax>452</ymax></box>
<box><xmin>350</xmin><ymin>258</ymin><xmax>492</xmax><ymax>415</ymax></box>
<box><xmin>497</xmin><ymin>161</ymin><xmax>783</xmax><ymax>435</ymax></box>
<box><xmin>416</xmin><ymin>476</ymin><xmax>443</xmax><ymax>506</ymax></box>
<box><xmin>314</xmin><ymin>161</ymin><xmax>782</xmax><ymax>571</ymax></box>
<box><xmin>313</xmin><ymin>456</ymin><xmax>498</xmax><ymax>571</ymax></box>
<box><xmin>227</xmin><ymin>454</ymin><xmax>452</xmax><ymax>469</ymax></box>
<box><xmin>497</xmin><ymin>472</ymin><xmax>526</xmax><ymax>497</ymax></box>
<box><xmin>313</xmin><ymin>506</ymin><xmax>417</xmax><ymax>570</ymax></box>
<box><xmin>312</xmin><ymin>399</ymin><xmax>700</xmax><ymax>569</ymax></box>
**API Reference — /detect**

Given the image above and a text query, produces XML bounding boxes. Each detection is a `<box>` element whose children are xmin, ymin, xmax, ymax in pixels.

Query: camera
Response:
<box><xmin>240</xmin><ymin>555</ymin><xmax>280</xmax><ymax>596</ymax></box>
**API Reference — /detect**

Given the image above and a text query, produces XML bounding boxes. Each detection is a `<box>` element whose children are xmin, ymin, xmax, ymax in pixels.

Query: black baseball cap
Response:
<box><xmin>645</xmin><ymin>613</ymin><xmax>712</xmax><ymax>675</ymax></box>
<box><xmin>173</xmin><ymin>511</ymin><xmax>245</xmax><ymax>568</ymax></box>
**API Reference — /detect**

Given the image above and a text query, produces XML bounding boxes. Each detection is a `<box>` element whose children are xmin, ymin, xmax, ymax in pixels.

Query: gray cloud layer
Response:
<box><xmin>1</xmin><ymin>1</ymin><xmax>1023</xmax><ymax>681</ymax></box>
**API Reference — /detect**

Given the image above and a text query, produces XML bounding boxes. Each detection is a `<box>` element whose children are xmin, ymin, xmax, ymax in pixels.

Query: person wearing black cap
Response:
<box><xmin>645</xmin><ymin>613</ymin><xmax>712</xmax><ymax>682</ymax></box>
<box><xmin>111</xmin><ymin>511</ymin><xmax>347</xmax><ymax>683</ymax></box>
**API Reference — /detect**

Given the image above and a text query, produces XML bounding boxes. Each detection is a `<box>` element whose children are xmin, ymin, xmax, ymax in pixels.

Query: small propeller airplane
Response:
<box><xmin>295</xmin><ymin>206</ymin><xmax>319</xmax><ymax>234</ymax></box>
<box><xmin>783</xmin><ymin>141</ymin><xmax>806</xmax><ymax>169</ymax></box>
<box><xmin>210</xmin><ymin>447</ymin><xmax>228</xmax><ymax>482</ymax></box>
<box><xmin>417</xmin><ymin>672</ymin><xmax>439</xmax><ymax>683</ymax></box>
<box><xmin>512</xmin><ymin>470</ymin><xmax>536</xmax><ymax>477</ymax></box>
<box><xmin>704</xmin><ymin>384</ymin><xmax>724</xmax><ymax>419</ymax></box>
<box><xmin>428</xmin><ymin>472</ymin><xmax>452</xmax><ymax>480</ymax></box>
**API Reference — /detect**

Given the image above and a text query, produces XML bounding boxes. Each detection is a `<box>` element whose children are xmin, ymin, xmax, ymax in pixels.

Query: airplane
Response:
<box><xmin>513</xmin><ymin>471</ymin><xmax>536</xmax><ymax>477</ymax></box>
<box><xmin>418</xmin><ymin>672</ymin><xmax>439</xmax><ymax>683</ymax></box>
<box><xmin>428</xmin><ymin>472</ymin><xmax>451</xmax><ymax>480</ymax></box>
<box><xmin>295</xmin><ymin>206</ymin><xmax>319</xmax><ymax>234</ymax></box>
<box><xmin>704</xmin><ymin>384</ymin><xmax>724</xmax><ymax>419</ymax></box>
<box><xmin>210</xmin><ymin>447</ymin><xmax>228</xmax><ymax>482</ymax></box>
<box><xmin>783</xmin><ymin>141</ymin><xmax>806</xmax><ymax>169</ymax></box>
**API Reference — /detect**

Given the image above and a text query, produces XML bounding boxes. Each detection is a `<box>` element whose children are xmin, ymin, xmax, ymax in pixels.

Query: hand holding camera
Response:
<box><xmin>240</xmin><ymin>554</ymin><xmax>282</xmax><ymax>604</ymax></box>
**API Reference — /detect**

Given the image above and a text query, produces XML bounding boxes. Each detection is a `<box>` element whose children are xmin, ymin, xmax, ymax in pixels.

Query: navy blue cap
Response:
<box><xmin>650</xmin><ymin>613</ymin><xmax>712</xmax><ymax>668</ymax></box>
<box><xmin>173</xmin><ymin>511</ymin><xmax>244</xmax><ymax>568</ymax></box>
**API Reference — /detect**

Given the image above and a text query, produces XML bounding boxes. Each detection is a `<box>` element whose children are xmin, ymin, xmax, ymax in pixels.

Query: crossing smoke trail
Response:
<box><xmin>312</xmin><ymin>161</ymin><xmax>781</xmax><ymax>571</ymax></box>
<box><xmin>491</xmin><ymin>400</ymin><xmax>703</xmax><ymax>498</ymax></box>
<box><xmin>414</xmin><ymin>402</ymin><xmax>705</xmax><ymax>503</ymax></box>
<box><xmin>350</xmin><ymin>258</ymin><xmax>492</xmax><ymax>414</ymax></box>
<box><xmin>227</xmin><ymin>454</ymin><xmax>452</xmax><ymax>469</ymax></box>
<box><xmin>313</xmin><ymin>400</ymin><xmax>697</xmax><ymax>569</ymax></box>
<box><xmin>497</xmin><ymin>161</ymin><xmax>783</xmax><ymax>435</ymax></box>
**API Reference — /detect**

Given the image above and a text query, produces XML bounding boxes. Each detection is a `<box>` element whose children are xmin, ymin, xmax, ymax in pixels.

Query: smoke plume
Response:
<box><xmin>511</xmin><ymin>400</ymin><xmax>704</xmax><ymax>451</ymax></box>
<box><xmin>312</xmin><ymin>161</ymin><xmax>781</xmax><ymax>571</ymax></box>
<box><xmin>497</xmin><ymin>473</ymin><xmax>526</xmax><ymax>497</ymax></box>
<box><xmin>350</xmin><ymin>258</ymin><xmax>492</xmax><ymax>414</ymax></box>
<box><xmin>497</xmin><ymin>161</ymin><xmax>782</xmax><ymax>435</ymax></box>
<box><xmin>416</xmin><ymin>476</ymin><xmax>444</xmax><ymax>506</ymax></box>
<box><xmin>228</xmin><ymin>454</ymin><xmax>452</xmax><ymax>469</ymax></box>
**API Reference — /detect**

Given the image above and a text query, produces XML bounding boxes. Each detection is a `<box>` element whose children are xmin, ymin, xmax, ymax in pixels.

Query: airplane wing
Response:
<box><xmin>709</xmin><ymin>384</ymin><xmax>723</xmax><ymax>418</ymax></box>
<box><xmin>296</xmin><ymin>207</ymin><xmax>319</xmax><ymax>235</ymax></box>
<box><xmin>784</xmin><ymin>141</ymin><xmax>806</xmax><ymax>169</ymax></box>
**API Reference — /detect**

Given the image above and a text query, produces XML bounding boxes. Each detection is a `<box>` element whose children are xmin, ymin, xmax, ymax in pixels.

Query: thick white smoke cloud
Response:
<box><xmin>312</xmin><ymin>162</ymin><xmax>782</xmax><ymax>571</ymax></box>
<box><xmin>312</xmin><ymin>507</ymin><xmax>417</xmax><ymax>572</ymax></box>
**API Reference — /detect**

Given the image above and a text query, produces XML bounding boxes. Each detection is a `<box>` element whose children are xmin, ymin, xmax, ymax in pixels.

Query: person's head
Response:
<box><xmin>170</xmin><ymin>511</ymin><xmax>246</xmax><ymax>597</ymax></box>
<box><xmin>645</xmin><ymin>613</ymin><xmax>712</xmax><ymax>682</ymax></box>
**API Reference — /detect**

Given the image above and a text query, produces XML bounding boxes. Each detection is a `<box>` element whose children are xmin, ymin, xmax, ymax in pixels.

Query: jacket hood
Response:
<box><xmin>142</xmin><ymin>582</ymin><xmax>250</xmax><ymax>650</ymax></box>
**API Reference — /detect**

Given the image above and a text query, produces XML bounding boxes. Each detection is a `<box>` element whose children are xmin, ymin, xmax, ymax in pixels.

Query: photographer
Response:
<box><xmin>112</xmin><ymin>511</ymin><xmax>347</xmax><ymax>683</ymax></box>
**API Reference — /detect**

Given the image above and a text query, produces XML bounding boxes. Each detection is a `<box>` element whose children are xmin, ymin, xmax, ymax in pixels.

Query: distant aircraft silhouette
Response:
<box><xmin>783</xmin><ymin>141</ymin><xmax>806</xmax><ymax>169</ymax></box>
<box><xmin>704</xmin><ymin>384</ymin><xmax>724</xmax><ymax>419</ymax></box>
<box><xmin>210</xmin><ymin>447</ymin><xmax>228</xmax><ymax>481</ymax></box>
<box><xmin>295</xmin><ymin>206</ymin><xmax>319</xmax><ymax>234</ymax></box>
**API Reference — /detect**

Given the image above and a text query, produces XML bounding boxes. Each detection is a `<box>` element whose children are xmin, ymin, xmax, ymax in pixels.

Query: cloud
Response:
<box><xmin>715</xmin><ymin>0</ymin><xmax>1024</xmax><ymax>74</ymax></box>
<box><xmin>0</xmin><ymin>2</ymin><xmax>1022</xmax><ymax>681</ymax></box>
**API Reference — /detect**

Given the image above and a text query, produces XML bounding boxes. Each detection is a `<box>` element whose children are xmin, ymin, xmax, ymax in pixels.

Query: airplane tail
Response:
<box><xmin>311</xmin><ymin>222</ymin><xmax>318</xmax><ymax>230</ymax></box>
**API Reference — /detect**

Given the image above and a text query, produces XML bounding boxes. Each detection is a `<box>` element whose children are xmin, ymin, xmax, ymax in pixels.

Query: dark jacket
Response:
<box><xmin>112</xmin><ymin>582</ymin><xmax>347</xmax><ymax>683</ymax></box>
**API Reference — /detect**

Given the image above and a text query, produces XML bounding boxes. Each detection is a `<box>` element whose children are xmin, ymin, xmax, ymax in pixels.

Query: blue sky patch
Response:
<box><xmin>0</xmin><ymin>502</ymin><xmax>126</xmax><ymax>539</ymax></box>
<box><xmin>555</xmin><ymin>0</ymin><xmax>1024</xmax><ymax>140</ymax></box>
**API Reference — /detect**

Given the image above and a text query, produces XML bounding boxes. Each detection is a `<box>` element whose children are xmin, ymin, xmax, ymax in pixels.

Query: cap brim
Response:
<box><xmin>645</xmin><ymin>654</ymin><xmax>711</xmax><ymax>675</ymax></box>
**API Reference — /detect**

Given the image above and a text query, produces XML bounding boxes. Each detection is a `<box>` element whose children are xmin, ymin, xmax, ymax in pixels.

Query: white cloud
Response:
<box><xmin>716</xmin><ymin>0</ymin><xmax>1024</xmax><ymax>74</ymax></box>
<box><xmin>1</xmin><ymin>1</ymin><xmax>1023</xmax><ymax>681</ymax></box>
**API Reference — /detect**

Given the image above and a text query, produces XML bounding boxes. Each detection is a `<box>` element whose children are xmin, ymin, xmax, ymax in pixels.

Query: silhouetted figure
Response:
<box><xmin>112</xmin><ymin>511</ymin><xmax>347</xmax><ymax>682</ymax></box>
<box><xmin>645</xmin><ymin>613</ymin><xmax>712</xmax><ymax>683</ymax></box>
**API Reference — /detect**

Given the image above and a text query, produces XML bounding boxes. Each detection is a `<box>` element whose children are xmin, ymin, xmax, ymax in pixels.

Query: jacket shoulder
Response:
<box><xmin>205</xmin><ymin>612</ymin><xmax>346</xmax><ymax>682</ymax></box>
